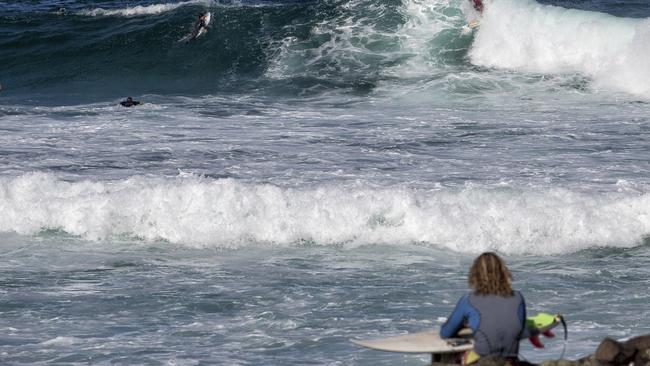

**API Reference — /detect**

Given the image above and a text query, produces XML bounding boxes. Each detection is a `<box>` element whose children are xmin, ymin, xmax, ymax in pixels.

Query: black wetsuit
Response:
<box><xmin>120</xmin><ymin>100</ymin><xmax>141</xmax><ymax>107</ymax></box>
<box><xmin>189</xmin><ymin>19</ymin><xmax>206</xmax><ymax>39</ymax></box>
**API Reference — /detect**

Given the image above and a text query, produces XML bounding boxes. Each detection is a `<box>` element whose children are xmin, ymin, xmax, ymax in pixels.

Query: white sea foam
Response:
<box><xmin>80</xmin><ymin>1</ymin><xmax>209</xmax><ymax>17</ymax></box>
<box><xmin>470</xmin><ymin>0</ymin><xmax>650</xmax><ymax>98</ymax></box>
<box><xmin>385</xmin><ymin>0</ymin><xmax>456</xmax><ymax>77</ymax></box>
<box><xmin>266</xmin><ymin>0</ymin><xmax>402</xmax><ymax>79</ymax></box>
<box><xmin>0</xmin><ymin>173</ymin><xmax>648</xmax><ymax>254</ymax></box>
<box><xmin>41</xmin><ymin>336</ymin><xmax>79</xmax><ymax>346</ymax></box>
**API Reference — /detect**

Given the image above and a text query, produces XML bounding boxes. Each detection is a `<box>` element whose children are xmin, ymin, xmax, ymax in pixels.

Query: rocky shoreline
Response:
<box><xmin>543</xmin><ymin>335</ymin><xmax>650</xmax><ymax>366</ymax></box>
<box><xmin>434</xmin><ymin>335</ymin><xmax>650</xmax><ymax>366</ymax></box>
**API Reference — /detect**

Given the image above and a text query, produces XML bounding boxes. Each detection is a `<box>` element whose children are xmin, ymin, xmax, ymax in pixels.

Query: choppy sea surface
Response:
<box><xmin>1</xmin><ymin>0</ymin><xmax>649</xmax><ymax>364</ymax></box>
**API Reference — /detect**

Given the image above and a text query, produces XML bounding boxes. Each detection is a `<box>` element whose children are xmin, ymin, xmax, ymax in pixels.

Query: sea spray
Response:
<box><xmin>79</xmin><ymin>0</ymin><xmax>211</xmax><ymax>17</ymax></box>
<box><xmin>470</xmin><ymin>0</ymin><xmax>650</xmax><ymax>98</ymax></box>
<box><xmin>1</xmin><ymin>173</ymin><xmax>648</xmax><ymax>253</ymax></box>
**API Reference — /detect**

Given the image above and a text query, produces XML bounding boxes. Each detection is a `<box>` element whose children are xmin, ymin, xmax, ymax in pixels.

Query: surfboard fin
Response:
<box><xmin>528</xmin><ymin>330</ymin><xmax>556</xmax><ymax>348</ymax></box>
<box><xmin>529</xmin><ymin>335</ymin><xmax>545</xmax><ymax>348</ymax></box>
<box><xmin>543</xmin><ymin>330</ymin><xmax>555</xmax><ymax>338</ymax></box>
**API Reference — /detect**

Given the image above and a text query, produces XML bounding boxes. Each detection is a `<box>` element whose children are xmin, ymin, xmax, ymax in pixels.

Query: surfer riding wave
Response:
<box><xmin>192</xmin><ymin>13</ymin><xmax>209</xmax><ymax>36</ymax></box>
<box><xmin>180</xmin><ymin>12</ymin><xmax>211</xmax><ymax>43</ymax></box>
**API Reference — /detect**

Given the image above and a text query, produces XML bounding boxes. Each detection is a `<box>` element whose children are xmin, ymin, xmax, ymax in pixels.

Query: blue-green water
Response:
<box><xmin>1</xmin><ymin>0</ymin><xmax>649</xmax><ymax>364</ymax></box>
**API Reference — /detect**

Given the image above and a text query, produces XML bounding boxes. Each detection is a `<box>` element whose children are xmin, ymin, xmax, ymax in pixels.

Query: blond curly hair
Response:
<box><xmin>468</xmin><ymin>252</ymin><xmax>513</xmax><ymax>296</ymax></box>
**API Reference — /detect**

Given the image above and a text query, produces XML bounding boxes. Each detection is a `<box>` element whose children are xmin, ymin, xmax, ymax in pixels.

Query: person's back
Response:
<box><xmin>440</xmin><ymin>252</ymin><xmax>526</xmax><ymax>364</ymax></box>
<box><xmin>467</xmin><ymin>292</ymin><xmax>524</xmax><ymax>357</ymax></box>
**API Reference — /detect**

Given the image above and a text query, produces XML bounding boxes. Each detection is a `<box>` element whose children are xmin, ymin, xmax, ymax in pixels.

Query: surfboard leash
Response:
<box><xmin>558</xmin><ymin>314</ymin><xmax>568</xmax><ymax>359</ymax></box>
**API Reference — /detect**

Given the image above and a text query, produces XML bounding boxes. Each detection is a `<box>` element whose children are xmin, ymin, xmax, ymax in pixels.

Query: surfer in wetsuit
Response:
<box><xmin>181</xmin><ymin>12</ymin><xmax>209</xmax><ymax>43</ymax></box>
<box><xmin>190</xmin><ymin>13</ymin><xmax>208</xmax><ymax>38</ymax></box>
<box><xmin>440</xmin><ymin>252</ymin><xmax>526</xmax><ymax>365</ymax></box>
<box><xmin>120</xmin><ymin>97</ymin><xmax>141</xmax><ymax>107</ymax></box>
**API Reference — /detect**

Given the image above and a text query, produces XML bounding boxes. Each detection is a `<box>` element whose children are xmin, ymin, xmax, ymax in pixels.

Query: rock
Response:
<box><xmin>589</xmin><ymin>334</ymin><xmax>650</xmax><ymax>366</ymax></box>
<box><xmin>539</xmin><ymin>360</ymin><xmax>581</xmax><ymax>366</ymax></box>
<box><xmin>576</xmin><ymin>355</ymin><xmax>597</xmax><ymax>366</ymax></box>
<box><xmin>594</xmin><ymin>337</ymin><xmax>640</xmax><ymax>365</ymax></box>
<box><xmin>556</xmin><ymin>360</ymin><xmax>579</xmax><ymax>366</ymax></box>
<box><xmin>634</xmin><ymin>348</ymin><xmax>650</xmax><ymax>366</ymax></box>
<box><xmin>595</xmin><ymin>338</ymin><xmax>624</xmax><ymax>363</ymax></box>
<box><xmin>626</xmin><ymin>335</ymin><xmax>650</xmax><ymax>353</ymax></box>
<box><xmin>474</xmin><ymin>355</ymin><xmax>509</xmax><ymax>366</ymax></box>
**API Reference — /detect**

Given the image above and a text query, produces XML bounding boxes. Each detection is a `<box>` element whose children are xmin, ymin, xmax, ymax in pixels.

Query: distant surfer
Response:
<box><xmin>181</xmin><ymin>12</ymin><xmax>211</xmax><ymax>43</ymax></box>
<box><xmin>470</xmin><ymin>0</ymin><xmax>484</xmax><ymax>13</ymax></box>
<box><xmin>440</xmin><ymin>252</ymin><xmax>527</xmax><ymax>365</ymax></box>
<box><xmin>120</xmin><ymin>97</ymin><xmax>142</xmax><ymax>107</ymax></box>
<box><xmin>463</xmin><ymin>0</ymin><xmax>483</xmax><ymax>31</ymax></box>
<box><xmin>195</xmin><ymin>13</ymin><xmax>209</xmax><ymax>32</ymax></box>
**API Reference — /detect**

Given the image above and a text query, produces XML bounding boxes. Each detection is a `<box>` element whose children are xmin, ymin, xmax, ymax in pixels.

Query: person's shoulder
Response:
<box><xmin>459</xmin><ymin>292</ymin><xmax>473</xmax><ymax>303</ymax></box>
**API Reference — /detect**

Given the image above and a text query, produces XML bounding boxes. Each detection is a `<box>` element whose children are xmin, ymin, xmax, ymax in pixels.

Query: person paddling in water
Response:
<box><xmin>120</xmin><ymin>97</ymin><xmax>142</xmax><ymax>107</ymax></box>
<box><xmin>440</xmin><ymin>252</ymin><xmax>526</xmax><ymax>365</ymax></box>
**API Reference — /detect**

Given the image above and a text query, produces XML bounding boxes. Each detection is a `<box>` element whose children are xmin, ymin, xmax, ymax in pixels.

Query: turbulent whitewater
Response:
<box><xmin>1</xmin><ymin>173</ymin><xmax>649</xmax><ymax>253</ymax></box>
<box><xmin>471</xmin><ymin>0</ymin><xmax>650</xmax><ymax>98</ymax></box>
<box><xmin>0</xmin><ymin>0</ymin><xmax>649</xmax><ymax>365</ymax></box>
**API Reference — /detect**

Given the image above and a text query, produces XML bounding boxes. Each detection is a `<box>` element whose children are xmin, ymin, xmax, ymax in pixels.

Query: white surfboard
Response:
<box><xmin>352</xmin><ymin>313</ymin><xmax>564</xmax><ymax>355</ymax></box>
<box><xmin>461</xmin><ymin>18</ymin><xmax>480</xmax><ymax>35</ymax></box>
<box><xmin>351</xmin><ymin>331</ymin><xmax>473</xmax><ymax>354</ymax></box>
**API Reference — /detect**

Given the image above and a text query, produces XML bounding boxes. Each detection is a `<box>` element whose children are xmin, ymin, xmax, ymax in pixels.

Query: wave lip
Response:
<box><xmin>469</xmin><ymin>0</ymin><xmax>650</xmax><ymax>98</ymax></box>
<box><xmin>79</xmin><ymin>0</ymin><xmax>208</xmax><ymax>17</ymax></box>
<box><xmin>1</xmin><ymin>173</ymin><xmax>649</xmax><ymax>254</ymax></box>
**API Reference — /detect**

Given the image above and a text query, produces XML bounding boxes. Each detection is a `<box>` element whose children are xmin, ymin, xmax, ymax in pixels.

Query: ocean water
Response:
<box><xmin>1</xmin><ymin>0</ymin><xmax>649</xmax><ymax>364</ymax></box>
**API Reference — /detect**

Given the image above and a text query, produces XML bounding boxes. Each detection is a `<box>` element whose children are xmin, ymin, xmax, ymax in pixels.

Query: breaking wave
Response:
<box><xmin>471</xmin><ymin>0</ymin><xmax>650</xmax><ymax>98</ymax></box>
<box><xmin>1</xmin><ymin>0</ymin><xmax>649</xmax><ymax>100</ymax></box>
<box><xmin>79</xmin><ymin>1</ymin><xmax>209</xmax><ymax>17</ymax></box>
<box><xmin>1</xmin><ymin>173</ymin><xmax>648</xmax><ymax>254</ymax></box>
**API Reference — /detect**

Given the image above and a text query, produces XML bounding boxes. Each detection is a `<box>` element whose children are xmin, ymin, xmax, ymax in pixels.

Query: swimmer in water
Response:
<box><xmin>120</xmin><ymin>97</ymin><xmax>142</xmax><ymax>107</ymax></box>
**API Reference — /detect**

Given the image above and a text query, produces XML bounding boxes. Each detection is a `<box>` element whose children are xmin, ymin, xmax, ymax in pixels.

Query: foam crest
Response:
<box><xmin>80</xmin><ymin>1</ymin><xmax>207</xmax><ymax>17</ymax></box>
<box><xmin>266</xmin><ymin>0</ymin><xmax>402</xmax><ymax>80</ymax></box>
<box><xmin>470</xmin><ymin>0</ymin><xmax>650</xmax><ymax>98</ymax></box>
<box><xmin>384</xmin><ymin>0</ymin><xmax>458</xmax><ymax>77</ymax></box>
<box><xmin>0</xmin><ymin>173</ymin><xmax>648</xmax><ymax>254</ymax></box>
